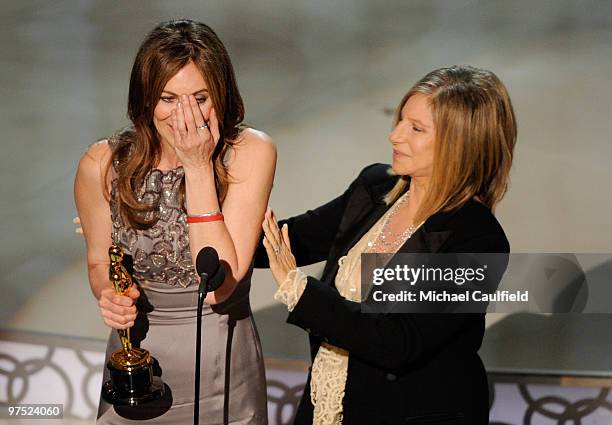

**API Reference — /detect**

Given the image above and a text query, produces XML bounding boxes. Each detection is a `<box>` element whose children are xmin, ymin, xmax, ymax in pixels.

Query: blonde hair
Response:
<box><xmin>385</xmin><ymin>65</ymin><xmax>517</xmax><ymax>224</ymax></box>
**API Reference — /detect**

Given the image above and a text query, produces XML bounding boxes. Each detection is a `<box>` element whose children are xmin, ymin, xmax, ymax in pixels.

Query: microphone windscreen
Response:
<box><xmin>207</xmin><ymin>265</ymin><xmax>226</xmax><ymax>292</ymax></box>
<box><xmin>196</xmin><ymin>246</ymin><xmax>219</xmax><ymax>276</ymax></box>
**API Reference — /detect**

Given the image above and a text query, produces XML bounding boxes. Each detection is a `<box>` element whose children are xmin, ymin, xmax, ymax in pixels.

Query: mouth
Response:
<box><xmin>393</xmin><ymin>149</ymin><xmax>409</xmax><ymax>158</ymax></box>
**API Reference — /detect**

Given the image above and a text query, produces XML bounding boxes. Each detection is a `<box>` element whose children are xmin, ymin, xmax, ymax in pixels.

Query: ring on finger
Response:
<box><xmin>273</xmin><ymin>246</ymin><xmax>280</xmax><ymax>255</ymax></box>
<box><xmin>197</xmin><ymin>122</ymin><xmax>209</xmax><ymax>131</ymax></box>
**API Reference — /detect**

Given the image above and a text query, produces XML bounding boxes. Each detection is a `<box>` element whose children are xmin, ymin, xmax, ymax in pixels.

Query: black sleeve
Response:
<box><xmin>254</xmin><ymin>164</ymin><xmax>379</xmax><ymax>268</ymax></box>
<box><xmin>285</xmin><ymin>233</ymin><xmax>508</xmax><ymax>371</ymax></box>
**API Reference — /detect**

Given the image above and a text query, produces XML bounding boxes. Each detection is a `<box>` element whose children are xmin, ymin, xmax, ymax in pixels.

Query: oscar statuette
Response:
<box><xmin>101</xmin><ymin>244</ymin><xmax>165</xmax><ymax>406</ymax></box>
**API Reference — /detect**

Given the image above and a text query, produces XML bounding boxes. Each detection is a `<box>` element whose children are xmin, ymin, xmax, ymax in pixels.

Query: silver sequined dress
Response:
<box><xmin>97</xmin><ymin>139</ymin><xmax>267</xmax><ymax>424</ymax></box>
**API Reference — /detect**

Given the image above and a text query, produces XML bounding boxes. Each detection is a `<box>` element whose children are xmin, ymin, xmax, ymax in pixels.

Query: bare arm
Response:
<box><xmin>171</xmin><ymin>94</ymin><xmax>276</xmax><ymax>304</ymax></box>
<box><xmin>185</xmin><ymin>129</ymin><xmax>276</xmax><ymax>304</ymax></box>
<box><xmin>74</xmin><ymin>141</ymin><xmax>138</xmax><ymax>329</ymax></box>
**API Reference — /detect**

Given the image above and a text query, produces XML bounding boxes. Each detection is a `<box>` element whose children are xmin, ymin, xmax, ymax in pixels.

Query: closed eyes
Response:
<box><xmin>160</xmin><ymin>96</ymin><xmax>207</xmax><ymax>104</ymax></box>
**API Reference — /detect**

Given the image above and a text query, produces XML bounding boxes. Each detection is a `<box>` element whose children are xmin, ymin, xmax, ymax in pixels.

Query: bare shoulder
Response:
<box><xmin>236</xmin><ymin>128</ymin><xmax>275</xmax><ymax>155</ymax></box>
<box><xmin>84</xmin><ymin>139</ymin><xmax>112</xmax><ymax>163</ymax></box>
<box><xmin>76</xmin><ymin>139</ymin><xmax>112</xmax><ymax>186</ymax></box>
<box><xmin>227</xmin><ymin>128</ymin><xmax>276</xmax><ymax>179</ymax></box>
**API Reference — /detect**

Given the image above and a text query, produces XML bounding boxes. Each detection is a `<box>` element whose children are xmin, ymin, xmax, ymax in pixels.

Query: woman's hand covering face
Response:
<box><xmin>171</xmin><ymin>93</ymin><xmax>221</xmax><ymax>170</ymax></box>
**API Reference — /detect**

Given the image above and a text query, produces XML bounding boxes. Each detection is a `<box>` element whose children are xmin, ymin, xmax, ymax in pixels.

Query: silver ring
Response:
<box><xmin>197</xmin><ymin>122</ymin><xmax>209</xmax><ymax>131</ymax></box>
<box><xmin>273</xmin><ymin>247</ymin><xmax>280</xmax><ymax>255</ymax></box>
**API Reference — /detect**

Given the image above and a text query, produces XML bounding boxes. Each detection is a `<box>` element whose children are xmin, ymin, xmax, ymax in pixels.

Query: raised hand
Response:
<box><xmin>171</xmin><ymin>94</ymin><xmax>220</xmax><ymax>171</ymax></box>
<box><xmin>262</xmin><ymin>208</ymin><xmax>297</xmax><ymax>287</ymax></box>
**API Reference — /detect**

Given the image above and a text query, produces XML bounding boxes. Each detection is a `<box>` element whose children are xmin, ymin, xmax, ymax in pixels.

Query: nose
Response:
<box><xmin>388</xmin><ymin>124</ymin><xmax>403</xmax><ymax>145</ymax></box>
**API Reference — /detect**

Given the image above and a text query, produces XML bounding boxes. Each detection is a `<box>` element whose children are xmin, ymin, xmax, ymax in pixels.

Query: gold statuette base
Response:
<box><xmin>110</xmin><ymin>347</ymin><xmax>152</xmax><ymax>372</ymax></box>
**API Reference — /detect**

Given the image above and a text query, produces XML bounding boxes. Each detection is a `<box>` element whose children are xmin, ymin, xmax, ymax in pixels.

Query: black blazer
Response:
<box><xmin>255</xmin><ymin>164</ymin><xmax>509</xmax><ymax>425</ymax></box>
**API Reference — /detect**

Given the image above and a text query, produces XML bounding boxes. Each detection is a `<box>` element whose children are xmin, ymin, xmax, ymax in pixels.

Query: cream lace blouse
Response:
<box><xmin>274</xmin><ymin>192</ymin><xmax>418</xmax><ymax>425</ymax></box>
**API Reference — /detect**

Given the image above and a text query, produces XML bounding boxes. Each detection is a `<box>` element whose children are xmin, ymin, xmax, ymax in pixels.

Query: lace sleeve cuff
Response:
<box><xmin>274</xmin><ymin>268</ymin><xmax>308</xmax><ymax>312</ymax></box>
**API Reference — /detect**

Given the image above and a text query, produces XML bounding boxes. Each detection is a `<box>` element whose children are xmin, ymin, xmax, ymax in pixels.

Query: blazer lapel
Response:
<box><xmin>335</xmin><ymin>173</ymin><xmax>400</xmax><ymax>248</ymax></box>
<box><xmin>322</xmin><ymin>169</ymin><xmax>459</xmax><ymax>282</ymax></box>
<box><xmin>398</xmin><ymin>226</ymin><xmax>453</xmax><ymax>253</ymax></box>
<box><xmin>398</xmin><ymin>209</ymin><xmax>456</xmax><ymax>254</ymax></box>
<box><xmin>322</xmin><ymin>175</ymin><xmax>400</xmax><ymax>282</ymax></box>
<box><xmin>338</xmin><ymin>202</ymin><xmax>390</xmax><ymax>257</ymax></box>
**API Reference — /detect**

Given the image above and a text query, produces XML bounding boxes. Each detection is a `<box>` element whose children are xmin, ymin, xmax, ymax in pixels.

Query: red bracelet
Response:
<box><xmin>186</xmin><ymin>213</ymin><xmax>224</xmax><ymax>224</ymax></box>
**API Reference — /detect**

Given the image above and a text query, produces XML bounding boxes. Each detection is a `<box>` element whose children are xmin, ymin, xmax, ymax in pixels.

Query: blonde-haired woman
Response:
<box><xmin>257</xmin><ymin>65</ymin><xmax>516</xmax><ymax>425</ymax></box>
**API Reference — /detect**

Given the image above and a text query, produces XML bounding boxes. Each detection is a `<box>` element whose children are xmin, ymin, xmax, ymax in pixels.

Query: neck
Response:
<box><xmin>157</xmin><ymin>139</ymin><xmax>181</xmax><ymax>170</ymax></box>
<box><xmin>408</xmin><ymin>176</ymin><xmax>429</xmax><ymax>206</ymax></box>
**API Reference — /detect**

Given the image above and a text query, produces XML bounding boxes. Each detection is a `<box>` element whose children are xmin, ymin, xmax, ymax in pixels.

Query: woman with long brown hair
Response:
<box><xmin>257</xmin><ymin>65</ymin><xmax>516</xmax><ymax>424</ymax></box>
<box><xmin>75</xmin><ymin>19</ymin><xmax>274</xmax><ymax>423</ymax></box>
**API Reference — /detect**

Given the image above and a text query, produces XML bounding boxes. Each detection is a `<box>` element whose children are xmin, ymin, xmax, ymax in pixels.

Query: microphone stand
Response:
<box><xmin>194</xmin><ymin>272</ymin><xmax>208</xmax><ymax>425</ymax></box>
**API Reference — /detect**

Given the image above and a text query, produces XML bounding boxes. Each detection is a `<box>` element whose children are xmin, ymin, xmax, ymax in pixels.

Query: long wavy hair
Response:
<box><xmin>385</xmin><ymin>65</ymin><xmax>517</xmax><ymax>223</ymax></box>
<box><xmin>105</xmin><ymin>19</ymin><xmax>245</xmax><ymax>229</ymax></box>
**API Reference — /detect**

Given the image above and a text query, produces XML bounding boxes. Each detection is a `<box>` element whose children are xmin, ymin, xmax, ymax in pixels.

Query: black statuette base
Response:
<box><xmin>102</xmin><ymin>359</ymin><xmax>164</xmax><ymax>406</ymax></box>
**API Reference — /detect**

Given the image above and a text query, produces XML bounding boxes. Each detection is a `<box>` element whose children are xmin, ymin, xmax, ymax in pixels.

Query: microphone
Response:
<box><xmin>196</xmin><ymin>247</ymin><xmax>224</xmax><ymax>296</ymax></box>
<box><xmin>193</xmin><ymin>246</ymin><xmax>225</xmax><ymax>425</ymax></box>
<box><xmin>208</xmin><ymin>265</ymin><xmax>225</xmax><ymax>293</ymax></box>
